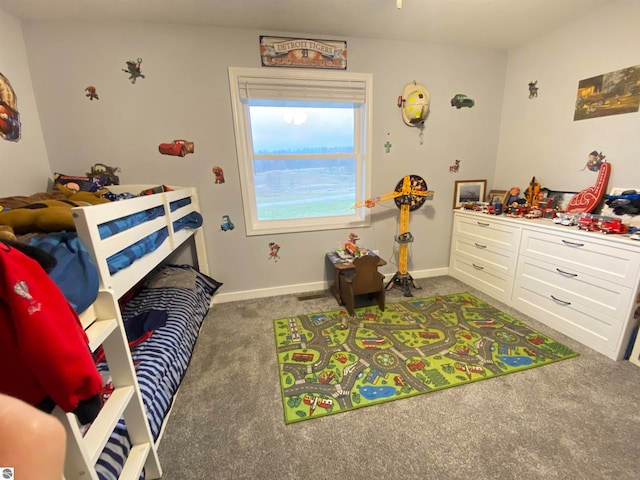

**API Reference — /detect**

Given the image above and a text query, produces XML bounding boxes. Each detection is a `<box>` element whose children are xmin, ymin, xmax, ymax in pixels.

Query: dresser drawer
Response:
<box><xmin>449</xmin><ymin>254</ymin><xmax>512</xmax><ymax>303</ymax></box>
<box><xmin>453</xmin><ymin>214</ymin><xmax>521</xmax><ymax>252</ymax></box>
<box><xmin>451</xmin><ymin>234</ymin><xmax>517</xmax><ymax>273</ymax></box>
<box><xmin>512</xmin><ymin>274</ymin><xmax>627</xmax><ymax>359</ymax></box>
<box><xmin>519</xmin><ymin>228</ymin><xmax>640</xmax><ymax>287</ymax></box>
<box><xmin>514</xmin><ymin>255</ymin><xmax>633</xmax><ymax>320</ymax></box>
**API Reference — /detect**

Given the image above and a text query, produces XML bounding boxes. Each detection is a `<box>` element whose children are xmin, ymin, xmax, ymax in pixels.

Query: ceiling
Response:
<box><xmin>0</xmin><ymin>0</ymin><xmax>617</xmax><ymax>50</ymax></box>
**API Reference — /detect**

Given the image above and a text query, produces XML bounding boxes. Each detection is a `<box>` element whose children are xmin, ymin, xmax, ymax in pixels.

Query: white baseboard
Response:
<box><xmin>212</xmin><ymin>267</ymin><xmax>449</xmax><ymax>304</ymax></box>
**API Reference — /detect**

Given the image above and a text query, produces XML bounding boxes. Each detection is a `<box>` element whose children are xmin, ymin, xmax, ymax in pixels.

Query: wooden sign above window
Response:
<box><xmin>259</xmin><ymin>36</ymin><xmax>347</xmax><ymax>70</ymax></box>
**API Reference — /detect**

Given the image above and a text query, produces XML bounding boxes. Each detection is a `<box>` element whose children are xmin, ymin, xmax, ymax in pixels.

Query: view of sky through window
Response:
<box><xmin>248</xmin><ymin>102</ymin><xmax>357</xmax><ymax>220</ymax></box>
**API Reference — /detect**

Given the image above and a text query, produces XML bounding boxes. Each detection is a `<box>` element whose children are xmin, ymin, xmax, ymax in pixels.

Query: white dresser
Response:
<box><xmin>449</xmin><ymin>212</ymin><xmax>521</xmax><ymax>304</ymax></box>
<box><xmin>449</xmin><ymin>209</ymin><xmax>640</xmax><ymax>360</ymax></box>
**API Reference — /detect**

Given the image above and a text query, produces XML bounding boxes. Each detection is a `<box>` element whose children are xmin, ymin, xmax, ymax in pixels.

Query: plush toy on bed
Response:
<box><xmin>0</xmin><ymin>184</ymin><xmax>111</xmax><ymax>235</ymax></box>
<box><xmin>0</xmin><ymin>225</ymin><xmax>16</xmax><ymax>241</ymax></box>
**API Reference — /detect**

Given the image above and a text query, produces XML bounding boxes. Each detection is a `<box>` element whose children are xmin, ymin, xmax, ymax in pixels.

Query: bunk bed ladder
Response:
<box><xmin>55</xmin><ymin>290</ymin><xmax>162</xmax><ymax>480</ymax></box>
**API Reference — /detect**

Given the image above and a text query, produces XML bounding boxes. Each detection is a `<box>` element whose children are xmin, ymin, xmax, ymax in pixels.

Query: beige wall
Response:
<box><xmin>8</xmin><ymin>1</ymin><xmax>638</xmax><ymax>299</ymax></box>
<box><xmin>17</xmin><ymin>20</ymin><xmax>507</xmax><ymax>298</ymax></box>
<box><xmin>0</xmin><ymin>9</ymin><xmax>50</xmax><ymax>196</ymax></box>
<box><xmin>495</xmin><ymin>1</ymin><xmax>640</xmax><ymax>194</ymax></box>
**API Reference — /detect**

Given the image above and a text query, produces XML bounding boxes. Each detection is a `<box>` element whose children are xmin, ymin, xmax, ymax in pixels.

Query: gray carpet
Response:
<box><xmin>157</xmin><ymin>276</ymin><xmax>640</xmax><ymax>480</ymax></box>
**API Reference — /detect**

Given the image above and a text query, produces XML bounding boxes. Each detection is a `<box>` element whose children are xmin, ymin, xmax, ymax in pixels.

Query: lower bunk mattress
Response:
<box><xmin>94</xmin><ymin>264</ymin><xmax>221</xmax><ymax>480</ymax></box>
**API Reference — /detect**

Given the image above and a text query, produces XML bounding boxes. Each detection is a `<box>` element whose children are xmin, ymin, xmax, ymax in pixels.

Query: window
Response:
<box><xmin>228</xmin><ymin>67</ymin><xmax>372</xmax><ymax>236</ymax></box>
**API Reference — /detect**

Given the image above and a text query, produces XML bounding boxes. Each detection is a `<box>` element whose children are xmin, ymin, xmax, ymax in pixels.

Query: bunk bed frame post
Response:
<box><xmin>186</xmin><ymin>187</ymin><xmax>209</xmax><ymax>276</ymax></box>
<box><xmin>54</xmin><ymin>407</ymin><xmax>100</xmax><ymax>480</ymax></box>
<box><xmin>56</xmin><ymin>185</ymin><xmax>210</xmax><ymax>478</ymax></box>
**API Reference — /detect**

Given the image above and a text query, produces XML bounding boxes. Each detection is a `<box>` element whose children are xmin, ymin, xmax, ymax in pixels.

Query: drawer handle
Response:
<box><xmin>561</xmin><ymin>239</ymin><xmax>584</xmax><ymax>247</ymax></box>
<box><xmin>556</xmin><ymin>268</ymin><xmax>578</xmax><ymax>277</ymax></box>
<box><xmin>476</xmin><ymin>222</ymin><xmax>490</xmax><ymax>227</ymax></box>
<box><xmin>472</xmin><ymin>263</ymin><xmax>484</xmax><ymax>270</ymax></box>
<box><xmin>474</xmin><ymin>243</ymin><xmax>487</xmax><ymax>249</ymax></box>
<box><xmin>550</xmin><ymin>295</ymin><xmax>571</xmax><ymax>306</ymax></box>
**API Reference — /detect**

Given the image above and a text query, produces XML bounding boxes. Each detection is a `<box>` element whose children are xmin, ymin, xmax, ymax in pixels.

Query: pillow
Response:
<box><xmin>146</xmin><ymin>267</ymin><xmax>198</xmax><ymax>290</ymax></box>
<box><xmin>53</xmin><ymin>172</ymin><xmax>105</xmax><ymax>192</ymax></box>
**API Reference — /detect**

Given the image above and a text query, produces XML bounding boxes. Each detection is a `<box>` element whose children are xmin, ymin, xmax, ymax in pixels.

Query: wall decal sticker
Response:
<box><xmin>86</xmin><ymin>163</ymin><xmax>120</xmax><ymax>185</ymax></box>
<box><xmin>450</xmin><ymin>94</ymin><xmax>474</xmax><ymax>108</ymax></box>
<box><xmin>268</xmin><ymin>242</ymin><xmax>281</xmax><ymax>262</ymax></box>
<box><xmin>0</xmin><ymin>72</ymin><xmax>21</xmax><ymax>142</ymax></box>
<box><xmin>158</xmin><ymin>139</ymin><xmax>194</xmax><ymax>157</ymax></box>
<box><xmin>122</xmin><ymin>58</ymin><xmax>145</xmax><ymax>84</ymax></box>
<box><xmin>528</xmin><ymin>81</ymin><xmax>539</xmax><ymax>98</ymax></box>
<box><xmin>85</xmin><ymin>85</ymin><xmax>99</xmax><ymax>100</ymax></box>
<box><xmin>582</xmin><ymin>150</ymin><xmax>606</xmax><ymax>172</ymax></box>
<box><xmin>220</xmin><ymin>215</ymin><xmax>235</xmax><ymax>231</ymax></box>
<box><xmin>212</xmin><ymin>166</ymin><xmax>225</xmax><ymax>184</ymax></box>
<box><xmin>449</xmin><ymin>159</ymin><xmax>461</xmax><ymax>173</ymax></box>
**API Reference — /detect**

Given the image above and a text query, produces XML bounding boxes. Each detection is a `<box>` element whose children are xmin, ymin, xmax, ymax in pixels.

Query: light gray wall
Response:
<box><xmin>0</xmin><ymin>9</ymin><xmax>50</xmax><ymax>196</ymax></box>
<box><xmin>495</xmin><ymin>0</ymin><xmax>640</xmax><ymax>194</ymax></box>
<box><xmin>17</xmin><ymin>20</ymin><xmax>507</xmax><ymax>298</ymax></box>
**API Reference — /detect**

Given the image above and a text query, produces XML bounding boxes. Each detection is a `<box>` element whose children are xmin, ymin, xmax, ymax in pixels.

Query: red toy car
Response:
<box><xmin>158</xmin><ymin>139</ymin><xmax>194</xmax><ymax>157</ymax></box>
<box><xmin>577</xmin><ymin>215</ymin><xmax>601</xmax><ymax>231</ymax></box>
<box><xmin>601</xmin><ymin>218</ymin><xmax>627</xmax><ymax>234</ymax></box>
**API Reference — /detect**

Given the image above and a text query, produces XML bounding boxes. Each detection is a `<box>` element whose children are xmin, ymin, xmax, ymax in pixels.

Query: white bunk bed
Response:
<box><xmin>48</xmin><ymin>185</ymin><xmax>213</xmax><ymax>480</ymax></box>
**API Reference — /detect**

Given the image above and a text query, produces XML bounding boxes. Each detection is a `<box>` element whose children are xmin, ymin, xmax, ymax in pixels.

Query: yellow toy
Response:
<box><xmin>353</xmin><ymin>175</ymin><xmax>434</xmax><ymax>297</ymax></box>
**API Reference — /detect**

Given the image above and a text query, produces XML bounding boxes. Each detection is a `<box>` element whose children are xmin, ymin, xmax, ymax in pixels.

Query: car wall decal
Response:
<box><xmin>220</xmin><ymin>215</ymin><xmax>234</xmax><ymax>231</ymax></box>
<box><xmin>86</xmin><ymin>163</ymin><xmax>120</xmax><ymax>185</ymax></box>
<box><xmin>450</xmin><ymin>94</ymin><xmax>475</xmax><ymax>109</ymax></box>
<box><xmin>158</xmin><ymin>139</ymin><xmax>194</xmax><ymax>157</ymax></box>
<box><xmin>0</xmin><ymin>72</ymin><xmax>21</xmax><ymax>142</ymax></box>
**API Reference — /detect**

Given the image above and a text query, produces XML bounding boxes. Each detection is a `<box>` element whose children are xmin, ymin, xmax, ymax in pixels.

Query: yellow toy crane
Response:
<box><xmin>353</xmin><ymin>174</ymin><xmax>434</xmax><ymax>297</ymax></box>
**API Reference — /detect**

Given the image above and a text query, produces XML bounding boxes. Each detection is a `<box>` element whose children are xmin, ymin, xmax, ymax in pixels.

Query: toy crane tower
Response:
<box><xmin>353</xmin><ymin>174</ymin><xmax>434</xmax><ymax>297</ymax></box>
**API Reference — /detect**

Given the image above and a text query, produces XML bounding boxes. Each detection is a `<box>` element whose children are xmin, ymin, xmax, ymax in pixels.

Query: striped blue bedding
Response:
<box><xmin>101</xmin><ymin>197</ymin><xmax>203</xmax><ymax>275</ymax></box>
<box><xmin>94</xmin><ymin>265</ymin><xmax>221</xmax><ymax>480</ymax></box>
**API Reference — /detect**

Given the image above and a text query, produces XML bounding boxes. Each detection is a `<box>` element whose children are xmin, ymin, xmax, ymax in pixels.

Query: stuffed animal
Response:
<box><xmin>0</xmin><ymin>186</ymin><xmax>111</xmax><ymax>235</ymax></box>
<box><xmin>0</xmin><ymin>225</ymin><xmax>16</xmax><ymax>241</ymax></box>
<box><xmin>55</xmin><ymin>183</ymin><xmax>111</xmax><ymax>205</ymax></box>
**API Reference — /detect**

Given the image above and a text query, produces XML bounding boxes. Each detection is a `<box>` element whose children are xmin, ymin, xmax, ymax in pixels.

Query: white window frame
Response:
<box><xmin>228</xmin><ymin>67</ymin><xmax>372</xmax><ymax>236</ymax></box>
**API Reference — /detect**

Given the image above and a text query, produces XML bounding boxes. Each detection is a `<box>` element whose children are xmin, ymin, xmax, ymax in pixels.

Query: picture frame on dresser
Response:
<box><xmin>453</xmin><ymin>179</ymin><xmax>486</xmax><ymax>208</ymax></box>
<box><xmin>546</xmin><ymin>190</ymin><xmax>577</xmax><ymax>212</ymax></box>
<box><xmin>487</xmin><ymin>189</ymin><xmax>507</xmax><ymax>204</ymax></box>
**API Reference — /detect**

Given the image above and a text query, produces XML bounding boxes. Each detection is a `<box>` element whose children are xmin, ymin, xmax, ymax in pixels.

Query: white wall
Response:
<box><xmin>0</xmin><ymin>9</ymin><xmax>50</xmax><ymax>196</ymax></box>
<box><xmin>495</xmin><ymin>0</ymin><xmax>640</xmax><ymax>194</ymax></box>
<box><xmin>18</xmin><ymin>20</ymin><xmax>507</xmax><ymax>297</ymax></box>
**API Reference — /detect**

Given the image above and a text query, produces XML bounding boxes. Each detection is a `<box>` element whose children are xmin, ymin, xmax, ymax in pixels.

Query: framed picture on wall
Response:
<box><xmin>453</xmin><ymin>179</ymin><xmax>487</xmax><ymax>208</ymax></box>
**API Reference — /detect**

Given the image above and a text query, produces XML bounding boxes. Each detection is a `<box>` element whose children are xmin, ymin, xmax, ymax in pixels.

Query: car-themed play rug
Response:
<box><xmin>274</xmin><ymin>292</ymin><xmax>578</xmax><ymax>424</ymax></box>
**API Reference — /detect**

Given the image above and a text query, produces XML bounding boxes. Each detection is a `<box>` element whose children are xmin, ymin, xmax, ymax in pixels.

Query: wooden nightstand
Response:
<box><xmin>326</xmin><ymin>252</ymin><xmax>386</xmax><ymax>306</ymax></box>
